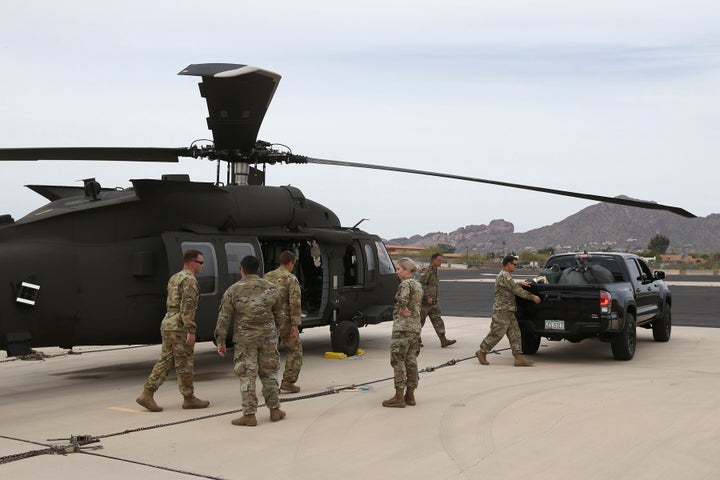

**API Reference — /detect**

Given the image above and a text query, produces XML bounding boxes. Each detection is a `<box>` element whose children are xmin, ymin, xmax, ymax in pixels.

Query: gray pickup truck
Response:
<box><xmin>516</xmin><ymin>252</ymin><xmax>672</xmax><ymax>360</ymax></box>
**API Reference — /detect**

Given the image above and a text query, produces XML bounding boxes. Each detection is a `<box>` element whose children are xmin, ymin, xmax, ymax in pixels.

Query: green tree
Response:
<box><xmin>647</xmin><ymin>234</ymin><xmax>670</xmax><ymax>255</ymax></box>
<box><xmin>436</xmin><ymin>243</ymin><xmax>456</xmax><ymax>253</ymax></box>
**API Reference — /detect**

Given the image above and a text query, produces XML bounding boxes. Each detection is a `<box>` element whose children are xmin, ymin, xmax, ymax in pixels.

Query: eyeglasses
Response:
<box><xmin>511</xmin><ymin>262</ymin><xmax>518</xmax><ymax>266</ymax></box>
<box><xmin>194</xmin><ymin>260</ymin><xmax>204</xmax><ymax>265</ymax></box>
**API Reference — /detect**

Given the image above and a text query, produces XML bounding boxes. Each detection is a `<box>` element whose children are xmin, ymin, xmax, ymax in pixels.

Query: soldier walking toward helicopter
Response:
<box><xmin>136</xmin><ymin>249</ymin><xmax>210</xmax><ymax>412</ymax></box>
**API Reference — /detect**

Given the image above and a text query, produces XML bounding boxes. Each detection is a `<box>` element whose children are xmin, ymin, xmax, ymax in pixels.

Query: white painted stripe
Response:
<box><xmin>107</xmin><ymin>406</ymin><xmax>149</xmax><ymax>414</ymax></box>
<box><xmin>441</xmin><ymin>279</ymin><xmax>720</xmax><ymax>287</ymax></box>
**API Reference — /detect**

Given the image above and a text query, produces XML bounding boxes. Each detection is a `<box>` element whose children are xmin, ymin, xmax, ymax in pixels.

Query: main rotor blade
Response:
<box><xmin>304</xmin><ymin>157</ymin><xmax>696</xmax><ymax>218</ymax></box>
<box><xmin>0</xmin><ymin>147</ymin><xmax>185</xmax><ymax>162</ymax></box>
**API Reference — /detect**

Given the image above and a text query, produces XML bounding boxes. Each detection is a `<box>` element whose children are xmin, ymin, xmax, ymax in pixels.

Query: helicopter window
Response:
<box><xmin>343</xmin><ymin>243</ymin><xmax>364</xmax><ymax>286</ymax></box>
<box><xmin>375</xmin><ymin>241</ymin><xmax>395</xmax><ymax>275</ymax></box>
<box><xmin>225</xmin><ymin>242</ymin><xmax>256</xmax><ymax>285</ymax></box>
<box><xmin>181</xmin><ymin>242</ymin><xmax>217</xmax><ymax>295</ymax></box>
<box><xmin>364</xmin><ymin>244</ymin><xmax>376</xmax><ymax>271</ymax></box>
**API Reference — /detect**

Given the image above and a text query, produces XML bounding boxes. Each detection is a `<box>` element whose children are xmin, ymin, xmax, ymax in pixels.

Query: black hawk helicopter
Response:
<box><xmin>0</xmin><ymin>63</ymin><xmax>695</xmax><ymax>357</ymax></box>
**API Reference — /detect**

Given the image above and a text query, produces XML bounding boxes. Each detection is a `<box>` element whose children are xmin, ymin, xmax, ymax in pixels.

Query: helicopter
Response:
<box><xmin>0</xmin><ymin>63</ymin><xmax>695</xmax><ymax>357</ymax></box>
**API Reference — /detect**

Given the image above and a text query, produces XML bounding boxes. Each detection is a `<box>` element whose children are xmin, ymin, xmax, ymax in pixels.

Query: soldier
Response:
<box><xmin>215</xmin><ymin>255</ymin><xmax>285</xmax><ymax>426</ymax></box>
<box><xmin>136</xmin><ymin>249</ymin><xmax>210</xmax><ymax>412</ymax></box>
<box><xmin>476</xmin><ymin>255</ymin><xmax>541</xmax><ymax>367</ymax></box>
<box><xmin>382</xmin><ymin>257</ymin><xmax>424</xmax><ymax>408</ymax></box>
<box><xmin>418</xmin><ymin>253</ymin><xmax>456</xmax><ymax>347</ymax></box>
<box><xmin>264</xmin><ymin>250</ymin><xmax>303</xmax><ymax>393</ymax></box>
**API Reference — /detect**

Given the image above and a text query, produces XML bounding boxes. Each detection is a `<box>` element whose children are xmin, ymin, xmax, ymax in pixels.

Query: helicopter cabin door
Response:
<box><xmin>161</xmin><ymin>232</ymin><xmax>261</xmax><ymax>342</ymax></box>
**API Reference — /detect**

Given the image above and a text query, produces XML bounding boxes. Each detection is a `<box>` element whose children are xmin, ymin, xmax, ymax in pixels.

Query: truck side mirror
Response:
<box><xmin>653</xmin><ymin>271</ymin><xmax>665</xmax><ymax>280</ymax></box>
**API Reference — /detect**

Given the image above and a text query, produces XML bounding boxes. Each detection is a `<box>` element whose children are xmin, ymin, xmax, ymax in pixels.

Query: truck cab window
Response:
<box><xmin>625</xmin><ymin>258</ymin><xmax>643</xmax><ymax>283</ymax></box>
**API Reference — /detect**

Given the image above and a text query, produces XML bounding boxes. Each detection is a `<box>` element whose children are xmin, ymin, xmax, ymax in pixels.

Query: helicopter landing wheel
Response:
<box><xmin>331</xmin><ymin>321</ymin><xmax>360</xmax><ymax>357</ymax></box>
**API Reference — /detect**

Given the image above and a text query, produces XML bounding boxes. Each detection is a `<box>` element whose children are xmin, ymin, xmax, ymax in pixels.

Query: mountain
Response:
<box><xmin>387</xmin><ymin>198</ymin><xmax>720</xmax><ymax>254</ymax></box>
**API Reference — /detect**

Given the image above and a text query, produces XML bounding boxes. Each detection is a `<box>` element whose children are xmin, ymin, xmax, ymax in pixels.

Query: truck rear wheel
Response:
<box><xmin>611</xmin><ymin>313</ymin><xmax>636</xmax><ymax>360</ymax></box>
<box><xmin>652</xmin><ymin>305</ymin><xmax>672</xmax><ymax>342</ymax></box>
<box><xmin>521</xmin><ymin>329</ymin><xmax>541</xmax><ymax>355</ymax></box>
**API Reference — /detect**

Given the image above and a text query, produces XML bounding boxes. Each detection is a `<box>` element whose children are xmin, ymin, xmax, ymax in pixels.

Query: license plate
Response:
<box><xmin>545</xmin><ymin>320</ymin><xmax>565</xmax><ymax>330</ymax></box>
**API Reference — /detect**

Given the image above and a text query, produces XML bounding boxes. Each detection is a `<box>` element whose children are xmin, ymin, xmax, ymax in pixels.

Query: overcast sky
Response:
<box><xmin>2</xmin><ymin>1</ymin><xmax>719</xmax><ymax>239</ymax></box>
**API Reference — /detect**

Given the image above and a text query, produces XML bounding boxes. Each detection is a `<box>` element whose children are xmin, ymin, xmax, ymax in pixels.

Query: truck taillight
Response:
<box><xmin>600</xmin><ymin>290</ymin><xmax>612</xmax><ymax>314</ymax></box>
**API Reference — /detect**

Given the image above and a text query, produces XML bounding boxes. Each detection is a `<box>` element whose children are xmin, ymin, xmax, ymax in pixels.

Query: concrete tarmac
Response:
<box><xmin>1</xmin><ymin>317</ymin><xmax>718</xmax><ymax>479</ymax></box>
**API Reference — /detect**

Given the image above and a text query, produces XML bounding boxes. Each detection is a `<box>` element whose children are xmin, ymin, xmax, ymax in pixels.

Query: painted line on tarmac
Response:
<box><xmin>665</xmin><ymin>281</ymin><xmax>720</xmax><ymax>287</ymax></box>
<box><xmin>442</xmin><ymin>279</ymin><xmax>720</xmax><ymax>287</ymax></box>
<box><xmin>107</xmin><ymin>407</ymin><xmax>150</xmax><ymax>414</ymax></box>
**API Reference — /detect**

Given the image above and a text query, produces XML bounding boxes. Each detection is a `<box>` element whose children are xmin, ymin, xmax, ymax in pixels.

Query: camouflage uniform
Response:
<box><xmin>418</xmin><ymin>265</ymin><xmax>447</xmax><ymax>336</ymax></box>
<box><xmin>214</xmin><ymin>275</ymin><xmax>282</xmax><ymax>416</ymax></box>
<box><xmin>479</xmin><ymin>269</ymin><xmax>536</xmax><ymax>355</ymax></box>
<box><xmin>144</xmin><ymin>269</ymin><xmax>199</xmax><ymax>396</ymax></box>
<box><xmin>264</xmin><ymin>267</ymin><xmax>303</xmax><ymax>385</ymax></box>
<box><xmin>390</xmin><ymin>278</ymin><xmax>423</xmax><ymax>389</ymax></box>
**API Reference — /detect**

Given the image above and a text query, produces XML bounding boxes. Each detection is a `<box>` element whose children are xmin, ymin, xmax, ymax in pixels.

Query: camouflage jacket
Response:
<box><xmin>214</xmin><ymin>275</ymin><xmax>281</xmax><ymax>345</ymax></box>
<box><xmin>418</xmin><ymin>265</ymin><xmax>439</xmax><ymax>304</ymax></box>
<box><xmin>493</xmin><ymin>269</ymin><xmax>535</xmax><ymax>313</ymax></box>
<box><xmin>263</xmin><ymin>267</ymin><xmax>302</xmax><ymax>328</ymax></box>
<box><xmin>392</xmin><ymin>278</ymin><xmax>423</xmax><ymax>333</ymax></box>
<box><xmin>160</xmin><ymin>269</ymin><xmax>199</xmax><ymax>333</ymax></box>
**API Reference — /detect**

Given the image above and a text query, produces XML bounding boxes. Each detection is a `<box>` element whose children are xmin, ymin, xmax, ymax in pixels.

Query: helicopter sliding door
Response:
<box><xmin>345</xmin><ymin>237</ymin><xmax>396</xmax><ymax>326</ymax></box>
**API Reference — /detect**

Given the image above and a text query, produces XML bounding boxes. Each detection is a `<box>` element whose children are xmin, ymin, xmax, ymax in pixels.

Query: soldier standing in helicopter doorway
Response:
<box><xmin>136</xmin><ymin>249</ymin><xmax>210</xmax><ymax>412</ymax></box>
<box><xmin>264</xmin><ymin>250</ymin><xmax>303</xmax><ymax>393</ymax></box>
<box><xmin>418</xmin><ymin>253</ymin><xmax>457</xmax><ymax>348</ymax></box>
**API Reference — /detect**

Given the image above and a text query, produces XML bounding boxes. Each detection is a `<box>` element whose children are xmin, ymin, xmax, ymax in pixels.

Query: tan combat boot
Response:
<box><xmin>270</xmin><ymin>408</ymin><xmax>287</xmax><ymax>422</ymax></box>
<box><xmin>514</xmin><ymin>354</ymin><xmax>535</xmax><ymax>367</ymax></box>
<box><xmin>439</xmin><ymin>335</ymin><xmax>457</xmax><ymax>348</ymax></box>
<box><xmin>231</xmin><ymin>414</ymin><xmax>257</xmax><ymax>427</ymax></box>
<box><xmin>404</xmin><ymin>387</ymin><xmax>416</xmax><ymax>406</ymax></box>
<box><xmin>475</xmin><ymin>349</ymin><xmax>489</xmax><ymax>365</ymax></box>
<box><xmin>280</xmin><ymin>381</ymin><xmax>301</xmax><ymax>393</ymax></box>
<box><xmin>382</xmin><ymin>388</ymin><xmax>406</xmax><ymax>408</ymax></box>
<box><xmin>182</xmin><ymin>395</ymin><xmax>210</xmax><ymax>409</ymax></box>
<box><xmin>136</xmin><ymin>388</ymin><xmax>163</xmax><ymax>412</ymax></box>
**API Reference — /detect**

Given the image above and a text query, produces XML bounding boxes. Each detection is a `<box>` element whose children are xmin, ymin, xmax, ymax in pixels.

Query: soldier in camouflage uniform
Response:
<box><xmin>264</xmin><ymin>250</ymin><xmax>303</xmax><ymax>393</ymax></box>
<box><xmin>382</xmin><ymin>258</ymin><xmax>424</xmax><ymax>408</ymax></box>
<box><xmin>476</xmin><ymin>255</ymin><xmax>541</xmax><ymax>367</ymax></box>
<box><xmin>418</xmin><ymin>253</ymin><xmax>457</xmax><ymax>348</ymax></box>
<box><xmin>215</xmin><ymin>255</ymin><xmax>285</xmax><ymax>426</ymax></box>
<box><xmin>136</xmin><ymin>249</ymin><xmax>210</xmax><ymax>412</ymax></box>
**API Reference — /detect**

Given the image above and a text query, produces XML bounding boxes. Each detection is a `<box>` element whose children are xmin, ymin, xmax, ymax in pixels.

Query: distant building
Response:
<box><xmin>660</xmin><ymin>254</ymin><xmax>704</xmax><ymax>264</ymax></box>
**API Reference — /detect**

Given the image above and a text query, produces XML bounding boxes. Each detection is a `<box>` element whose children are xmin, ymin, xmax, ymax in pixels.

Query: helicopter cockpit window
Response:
<box><xmin>375</xmin><ymin>241</ymin><xmax>395</xmax><ymax>275</ymax></box>
<box><xmin>364</xmin><ymin>244</ymin><xmax>376</xmax><ymax>272</ymax></box>
<box><xmin>343</xmin><ymin>242</ymin><xmax>364</xmax><ymax>286</ymax></box>
<box><xmin>225</xmin><ymin>242</ymin><xmax>256</xmax><ymax>285</ymax></box>
<box><xmin>181</xmin><ymin>242</ymin><xmax>217</xmax><ymax>295</ymax></box>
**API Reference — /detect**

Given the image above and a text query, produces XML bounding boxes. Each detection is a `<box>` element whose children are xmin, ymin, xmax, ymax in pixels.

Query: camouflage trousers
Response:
<box><xmin>144</xmin><ymin>330</ymin><xmax>195</xmax><ymax>396</ymax></box>
<box><xmin>420</xmin><ymin>304</ymin><xmax>446</xmax><ymax>337</ymax></box>
<box><xmin>278</xmin><ymin>323</ymin><xmax>303</xmax><ymax>384</ymax></box>
<box><xmin>233</xmin><ymin>336</ymin><xmax>281</xmax><ymax>415</ymax></box>
<box><xmin>479</xmin><ymin>310</ymin><xmax>522</xmax><ymax>355</ymax></box>
<box><xmin>389</xmin><ymin>331</ymin><xmax>420</xmax><ymax>389</ymax></box>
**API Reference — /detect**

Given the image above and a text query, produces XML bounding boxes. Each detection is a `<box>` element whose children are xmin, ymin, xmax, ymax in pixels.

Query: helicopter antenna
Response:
<box><xmin>352</xmin><ymin>218</ymin><xmax>369</xmax><ymax>228</ymax></box>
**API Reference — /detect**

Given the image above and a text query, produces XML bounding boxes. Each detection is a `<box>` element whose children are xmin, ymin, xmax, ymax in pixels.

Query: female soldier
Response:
<box><xmin>382</xmin><ymin>257</ymin><xmax>423</xmax><ymax>408</ymax></box>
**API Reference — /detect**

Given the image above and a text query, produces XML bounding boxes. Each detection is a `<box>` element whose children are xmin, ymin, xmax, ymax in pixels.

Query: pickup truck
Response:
<box><xmin>516</xmin><ymin>252</ymin><xmax>672</xmax><ymax>360</ymax></box>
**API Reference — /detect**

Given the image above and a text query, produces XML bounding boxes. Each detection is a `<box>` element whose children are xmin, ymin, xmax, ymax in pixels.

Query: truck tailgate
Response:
<box><xmin>518</xmin><ymin>285</ymin><xmax>612</xmax><ymax>337</ymax></box>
